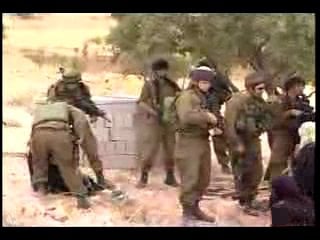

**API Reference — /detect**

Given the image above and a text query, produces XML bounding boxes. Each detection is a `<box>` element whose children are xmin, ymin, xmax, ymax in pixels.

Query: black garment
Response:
<box><xmin>292</xmin><ymin>142</ymin><xmax>315</xmax><ymax>200</ymax></box>
<box><xmin>270</xmin><ymin>176</ymin><xmax>314</xmax><ymax>226</ymax></box>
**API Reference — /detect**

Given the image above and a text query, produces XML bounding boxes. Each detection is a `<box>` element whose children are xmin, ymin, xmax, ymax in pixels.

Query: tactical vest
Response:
<box><xmin>176</xmin><ymin>89</ymin><xmax>210</xmax><ymax>137</ymax></box>
<box><xmin>161</xmin><ymin>95</ymin><xmax>180</xmax><ymax>126</ymax></box>
<box><xmin>33</xmin><ymin>102</ymin><xmax>70</xmax><ymax>127</ymax></box>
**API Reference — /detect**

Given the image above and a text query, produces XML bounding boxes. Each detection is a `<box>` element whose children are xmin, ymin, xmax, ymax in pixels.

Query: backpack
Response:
<box><xmin>33</xmin><ymin>101</ymin><xmax>69</xmax><ymax>127</ymax></box>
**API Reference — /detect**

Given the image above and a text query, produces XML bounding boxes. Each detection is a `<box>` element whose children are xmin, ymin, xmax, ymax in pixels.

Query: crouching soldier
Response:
<box><xmin>225</xmin><ymin>72</ymin><xmax>273</xmax><ymax>212</ymax></box>
<box><xmin>175</xmin><ymin>66</ymin><xmax>218</xmax><ymax>223</ymax></box>
<box><xmin>29</xmin><ymin>99</ymin><xmax>116</xmax><ymax>208</ymax></box>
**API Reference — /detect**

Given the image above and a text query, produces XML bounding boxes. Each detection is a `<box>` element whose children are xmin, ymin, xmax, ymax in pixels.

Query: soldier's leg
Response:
<box><xmin>177</xmin><ymin>138</ymin><xmax>215</xmax><ymax>222</ymax></box>
<box><xmin>195</xmin><ymin>140</ymin><xmax>216</xmax><ymax>222</ymax></box>
<box><xmin>162</xmin><ymin>127</ymin><xmax>178</xmax><ymax>186</ymax></box>
<box><xmin>136</xmin><ymin>124</ymin><xmax>161</xmax><ymax>188</ymax></box>
<box><xmin>197</xmin><ymin>141</ymin><xmax>212</xmax><ymax>197</ymax></box>
<box><xmin>30</xmin><ymin>130</ymin><xmax>50</xmax><ymax>194</ymax></box>
<box><xmin>212</xmin><ymin>134</ymin><xmax>231</xmax><ymax>173</ymax></box>
<box><xmin>239</xmin><ymin>140</ymin><xmax>263</xmax><ymax>206</ymax></box>
<box><xmin>175</xmin><ymin>137</ymin><xmax>202</xmax><ymax>207</ymax></box>
<box><xmin>267</xmin><ymin>134</ymin><xmax>295</xmax><ymax>182</ymax></box>
<box><xmin>51</xmin><ymin>131</ymin><xmax>89</xmax><ymax>208</ymax></box>
<box><xmin>229</xmin><ymin>150</ymin><xmax>242</xmax><ymax>198</ymax></box>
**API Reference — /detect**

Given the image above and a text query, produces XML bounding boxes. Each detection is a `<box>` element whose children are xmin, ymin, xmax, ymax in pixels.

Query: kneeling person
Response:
<box><xmin>30</xmin><ymin>100</ymin><xmax>108</xmax><ymax>208</ymax></box>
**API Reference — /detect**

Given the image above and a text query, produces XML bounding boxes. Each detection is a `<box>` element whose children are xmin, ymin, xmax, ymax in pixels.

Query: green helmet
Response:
<box><xmin>62</xmin><ymin>70</ymin><xmax>82</xmax><ymax>82</ymax></box>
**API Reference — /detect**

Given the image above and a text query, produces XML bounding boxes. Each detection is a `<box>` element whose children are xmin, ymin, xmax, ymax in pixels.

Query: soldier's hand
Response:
<box><xmin>206</xmin><ymin>112</ymin><xmax>218</xmax><ymax>125</ymax></box>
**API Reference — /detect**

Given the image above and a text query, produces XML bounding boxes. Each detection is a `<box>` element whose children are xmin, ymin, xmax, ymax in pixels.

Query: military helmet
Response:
<box><xmin>245</xmin><ymin>71</ymin><xmax>268</xmax><ymax>89</ymax></box>
<box><xmin>283</xmin><ymin>76</ymin><xmax>305</xmax><ymax>91</ymax></box>
<box><xmin>62</xmin><ymin>70</ymin><xmax>82</xmax><ymax>82</ymax></box>
<box><xmin>151</xmin><ymin>58</ymin><xmax>169</xmax><ymax>71</ymax></box>
<box><xmin>190</xmin><ymin>66</ymin><xmax>214</xmax><ymax>82</ymax></box>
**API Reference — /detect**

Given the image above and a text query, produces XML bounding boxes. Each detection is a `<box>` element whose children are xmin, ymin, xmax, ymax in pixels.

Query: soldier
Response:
<box><xmin>47</xmin><ymin>69</ymin><xmax>113</xmax><ymax>190</ymax></box>
<box><xmin>264</xmin><ymin>76</ymin><xmax>314</xmax><ymax>182</ymax></box>
<box><xmin>30</xmin><ymin>100</ymin><xmax>100</xmax><ymax>209</ymax></box>
<box><xmin>224</xmin><ymin>72</ymin><xmax>273</xmax><ymax>211</ymax></box>
<box><xmin>194</xmin><ymin>58</ymin><xmax>238</xmax><ymax>174</ymax></box>
<box><xmin>47</xmin><ymin>70</ymin><xmax>108</xmax><ymax>123</ymax></box>
<box><xmin>175</xmin><ymin>66</ymin><xmax>218</xmax><ymax>223</ymax></box>
<box><xmin>136</xmin><ymin>58</ymin><xmax>181</xmax><ymax>188</ymax></box>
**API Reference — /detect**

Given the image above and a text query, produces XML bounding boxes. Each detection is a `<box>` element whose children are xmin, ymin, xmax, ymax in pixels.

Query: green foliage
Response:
<box><xmin>107</xmin><ymin>14</ymin><xmax>315</xmax><ymax>82</ymax></box>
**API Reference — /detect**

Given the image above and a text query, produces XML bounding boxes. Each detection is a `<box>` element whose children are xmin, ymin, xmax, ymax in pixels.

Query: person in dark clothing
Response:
<box><xmin>270</xmin><ymin>175</ymin><xmax>314</xmax><ymax>226</ymax></box>
<box><xmin>291</xmin><ymin>142</ymin><xmax>314</xmax><ymax>200</ymax></box>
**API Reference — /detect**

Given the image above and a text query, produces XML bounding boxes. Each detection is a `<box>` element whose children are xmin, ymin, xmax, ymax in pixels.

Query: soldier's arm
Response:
<box><xmin>68</xmin><ymin>105</ymin><xmax>92</xmax><ymax>143</ymax></box>
<box><xmin>176</xmin><ymin>92</ymin><xmax>213</xmax><ymax>128</ymax></box>
<box><xmin>73</xmin><ymin>98</ymin><xmax>104</xmax><ymax>118</ymax></box>
<box><xmin>224</xmin><ymin>95</ymin><xmax>246</xmax><ymax>147</ymax></box>
<box><xmin>80</xmin><ymin>82</ymin><xmax>92</xmax><ymax>98</ymax></box>
<box><xmin>271</xmin><ymin>101</ymin><xmax>297</xmax><ymax>129</ymax></box>
<box><xmin>137</xmin><ymin>82</ymin><xmax>158</xmax><ymax>116</ymax></box>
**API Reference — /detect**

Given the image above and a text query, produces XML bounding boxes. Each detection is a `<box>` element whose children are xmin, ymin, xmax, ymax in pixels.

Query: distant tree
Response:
<box><xmin>107</xmin><ymin>14</ymin><xmax>315</xmax><ymax>83</ymax></box>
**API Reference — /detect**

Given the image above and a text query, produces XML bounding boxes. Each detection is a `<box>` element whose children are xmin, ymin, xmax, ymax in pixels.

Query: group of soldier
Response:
<box><xmin>135</xmin><ymin>57</ymin><xmax>314</xmax><ymax>224</ymax></box>
<box><xmin>26</xmin><ymin>56</ymin><xmax>315</xmax><ymax>225</ymax></box>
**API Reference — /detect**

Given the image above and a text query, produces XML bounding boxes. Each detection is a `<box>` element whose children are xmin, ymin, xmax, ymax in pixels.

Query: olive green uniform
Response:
<box><xmin>31</xmin><ymin>102</ymin><xmax>98</xmax><ymax>196</ymax></box>
<box><xmin>175</xmin><ymin>88</ymin><xmax>214</xmax><ymax>207</ymax></box>
<box><xmin>265</xmin><ymin>95</ymin><xmax>301</xmax><ymax>181</ymax></box>
<box><xmin>137</xmin><ymin>76</ymin><xmax>180</xmax><ymax>173</ymax></box>
<box><xmin>225</xmin><ymin>92</ymin><xmax>272</xmax><ymax>203</ymax></box>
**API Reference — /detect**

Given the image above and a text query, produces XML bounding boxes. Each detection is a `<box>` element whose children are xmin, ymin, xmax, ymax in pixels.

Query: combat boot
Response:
<box><xmin>164</xmin><ymin>170</ymin><xmax>179</xmax><ymax>187</ymax></box>
<box><xmin>136</xmin><ymin>171</ymin><xmax>148</xmax><ymax>188</ymax></box>
<box><xmin>77</xmin><ymin>195</ymin><xmax>91</xmax><ymax>209</ymax></box>
<box><xmin>193</xmin><ymin>201</ymin><xmax>216</xmax><ymax>223</ymax></box>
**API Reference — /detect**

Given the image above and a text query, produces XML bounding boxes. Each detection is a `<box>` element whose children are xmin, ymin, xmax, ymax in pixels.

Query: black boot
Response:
<box><xmin>136</xmin><ymin>171</ymin><xmax>148</xmax><ymax>188</ymax></box>
<box><xmin>77</xmin><ymin>195</ymin><xmax>91</xmax><ymax>209</ymax></box>
<box><xmin>164</xmin><ymin>170</ymin><xmax>179</xmax><ymax>187</ymax></box>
